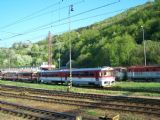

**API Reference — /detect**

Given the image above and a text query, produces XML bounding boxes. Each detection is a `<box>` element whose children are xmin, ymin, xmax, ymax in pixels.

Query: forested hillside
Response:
<box><xmin>0</xmin><ymin>1</ymin><xmax>159</xmax><ymax>68</ymax></box>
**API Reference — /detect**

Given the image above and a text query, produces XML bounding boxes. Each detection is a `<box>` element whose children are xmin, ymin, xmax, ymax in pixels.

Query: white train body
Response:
<box><xmin>39</xmin><ymin>67</ymin><xmax>115</xmax><ymax>86</ymax></box>
<box><xmin>127</xmin><ymin>66</ymin><xmax>160</xmax><ymax>81</ymax></box>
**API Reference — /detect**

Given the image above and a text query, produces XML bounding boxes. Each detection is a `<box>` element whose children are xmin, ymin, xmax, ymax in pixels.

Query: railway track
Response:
<box><xmin>0</xmin><ymin>91</ymin><xmax>160</xmax><ymax>117</ymax></box>
<box><xmin>0</xmin><ymin>84</ymin><xmax>160</xmax><ymax>106</ymax></box>
<box><xmin>0</xmin><ymin>100</ymin><xmax>80</xmax><ymax>120</ymax></box>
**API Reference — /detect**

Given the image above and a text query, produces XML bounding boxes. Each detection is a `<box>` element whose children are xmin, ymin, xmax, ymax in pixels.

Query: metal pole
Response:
<box><xmin>59</xmin><ymin>44</ymin><xmax>61</xmax><ymax>69</ymax></box>
<box><xmin>48</xmin><ymin>31</ymin><xmax>52</xmax><ymax>70</ymax></box>
<box><xmin>68</xmin><ymin>5</ymin><xmax>73</xmax><ymax>91</ymax></box>
<box><xmin>58</xmin><ymin>2</ymin><xmax>61</xmax><ymax>69</ymax></box>
<box><xmin>141</xmin><ymin>26</ymin><xmax>146</xmax><ymax>66</ymax></box>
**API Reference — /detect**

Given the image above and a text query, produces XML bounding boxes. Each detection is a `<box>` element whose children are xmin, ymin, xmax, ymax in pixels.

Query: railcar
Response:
<box><xmin>114</xmin><ymin>67</ymin><xmax>127</xmax><ymax>81</ymax></box>
<box><xmin>1</xmin><ymin>71</ymin><xmax>18</xmax><ymax>80</ymax></box>
<box><xmin>17</xmin><ymin>71</ymin><xmax>38</xmax><ymax>82</ymax></box>
<box><xmin>39</xmin><ymin>67</ymin><xmax>115</xmax><ymax>87</ymax></box>
<box><xmin>127</xmin><ymin>66</ymin><xmax>160</xmax><ymax>82</ymax></box>
<box><xmin>2</xmin><ymin>70</ymin><xmax>38</xmax><ymax>82</ymax></box>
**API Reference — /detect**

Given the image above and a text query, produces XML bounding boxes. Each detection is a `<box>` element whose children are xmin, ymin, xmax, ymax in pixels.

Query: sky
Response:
<box><xmin>0</xmin><ymin>0</ymin><xmax>149</xmax><ymax>48</ymax></box>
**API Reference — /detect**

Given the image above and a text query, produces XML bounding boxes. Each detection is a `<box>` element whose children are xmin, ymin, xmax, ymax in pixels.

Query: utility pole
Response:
<box><xmin>68</xmin><ymin>4</ymin><xmax>74</xmax><ymax>92</ymax></box>
<box><xmin>141</xmin><ymin>26</ymin><xmax>146</xmax><ymax>66</ymax></box>
<box><xmin>48</xmin><ymin>31</ymin><xmax>52</xmax><ymax>70</ymax></box>
<box><xmin>58</xmin><ymin>43</ymin><xmax>61</xmax><ymax>69</ymax></box>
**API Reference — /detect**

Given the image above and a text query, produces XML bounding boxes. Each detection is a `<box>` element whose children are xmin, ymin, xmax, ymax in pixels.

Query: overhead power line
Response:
<box><xmin>27</xmin><ymin>0</ymin><xmax>120</xmax><ymax>33</ymax></box>
<box><xmin>2</xmin><ymin>0</ymin><xmax>120</xmax><ymax>40</ymax></box>
<box><xmin>35</xmin><ymin>8</ymin><xmax>128</xmax><ymax>32</ymax></box>
<box><xmin>2</xmin><ymin>8</ymin><xmax>125</xmax><ymax>42</ymax></box>
<box><xmin>0</xmin><ymin>1</ymin><xmax>59</xmax><ymax>30</ymax></box>
<box><xmin>0</xmin><ymin>31</ymin><xmax>22</xmax><ymax>35</ymax></box>
<box><xmin>0</xmin><ymin>0</ymin><xmax>84</xmax><ymax>30</ymax></box>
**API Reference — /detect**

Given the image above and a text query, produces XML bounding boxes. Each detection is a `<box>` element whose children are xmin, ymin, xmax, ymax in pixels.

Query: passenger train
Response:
<box><xmin>0</xmin><ymin>67</ymin><xmax>115</xmax><ymax>87</ymax></box>
<box><xmin>127</xmin><ymin>66</ymin><xmax>160</xmax><ymax>81</ymax></box>
<box><xmin>115</xmin><ymin>66</ymin><xmax>160</xmax><ymax>81</ymax></box>
<box><xmin>1</xmin><ymin>71</ymin><xmax>37</xmax><ymax>82</ymax></box>
<box><xmin>0</xmin><ymin>66</ymin><xmax>159</xmax><ymax>87</ymax></box>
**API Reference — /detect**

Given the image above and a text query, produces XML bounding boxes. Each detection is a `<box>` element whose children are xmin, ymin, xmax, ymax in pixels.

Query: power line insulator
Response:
<box><xmin>70</xmin><ymin>5</ymin><xmax>74</xmax><ymax>11</ymax></box>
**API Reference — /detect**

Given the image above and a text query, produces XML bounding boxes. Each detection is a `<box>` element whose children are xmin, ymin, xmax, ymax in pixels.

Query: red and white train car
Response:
<box><xmin>39</xmin><ymin>67</ymin><xmax>115</xmax><ymax>87</ymax></box>
<box><xmin>17</xmin><ymin>71</ymin><xmax>38</xmax><ymax>82</ymax></box>
<box><xmin>127</xmin><ymin>66</ymin><xmax>160</xmax><ymax>81</ymax></box>
<box><xmin>1</xmin><ymin>70</ymin><xmax>37</xmax><ymax>82</ymax></box>
<box><xmin>1</xmin><ymin>71</ymin><xmax>18</xmax><ymax>80</ymax></box>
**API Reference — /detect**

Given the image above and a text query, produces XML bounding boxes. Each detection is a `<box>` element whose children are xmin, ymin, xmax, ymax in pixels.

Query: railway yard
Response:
<box><xmin>0</xmin><ymin>82</ymin><xmax>160</xmax><ymax>120</ymax></box>
<box><xmin>0</xmin><ymin>0</ymin><xmax>160</xmax><ymax>119</ymax></box>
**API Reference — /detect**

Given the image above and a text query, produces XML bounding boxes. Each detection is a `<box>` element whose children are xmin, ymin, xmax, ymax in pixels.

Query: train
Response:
<box><xmin>0</xmin><ymin>71</ymin><xmax>37</xmax><ymax>82</ymax></box>
<box><xmin>0</xmin><ymin>67</ymin><xmax>115</xmax><ymax>87</ymax></box>
<box><xmin>0</xmin><ymin>66</ymin><xmax>159</xmax><ymax>87</ymax></box>
<box><xmin>115</xmin><ymin>66</ymin><xmax>160</xmax><ymax>82</ymax></box>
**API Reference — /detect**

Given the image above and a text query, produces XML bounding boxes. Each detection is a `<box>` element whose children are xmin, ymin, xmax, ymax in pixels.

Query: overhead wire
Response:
<box><xmin>2</xmin><ymin>8</ymin><xmax>126</xmax><ymax>43</ymax></box>
<box><xmin>0</xmin><ymin>0</ymin><xmax>85</xmax><ymax>40</ymax></box>
<box><xmin>0</xmin><ymin>1</ymin><xmax>61</xmax><ymax>30</ymax></box>
<box><xmin>1</xmin><ymin>0</ymin><xmax>121</xmax><ymax>41</ymax></box>
<box><xmin>34</xmin><ymin>8</ymin><xmax>128</xmax><ymax>32</ymax></box>
<box><xmin>0</xmin><ymin>0</ymin><xmax>84</xmax><ymax>30</ymax></box>
<box><xmin>0</xmin><ymin>31</ymin><xmax>22</xmax><ymax>35</ymax></box>
<box><xmin>26</xmin><ymin>0</ymin><xmax>120</xmax><ymax>34</ymax></box>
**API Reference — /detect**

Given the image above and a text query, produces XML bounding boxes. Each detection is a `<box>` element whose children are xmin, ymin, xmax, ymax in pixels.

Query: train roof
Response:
<box><xmin>128</xmin><ymin>66</ymin><xmax>160</xmax><ymax>69</ymax></box>
<box><xmin>128</xmin><ymin>66</ymin><xmax>160</xmax><ymax>71</ymax></box>
<box><xmin>40</xmin><ymin>67</ymin><xmax>113</xmax><ymax>73</ymax></box>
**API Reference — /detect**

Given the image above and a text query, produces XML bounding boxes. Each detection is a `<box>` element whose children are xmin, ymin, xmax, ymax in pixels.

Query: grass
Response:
<box><xmin>109</xmin><ymin>82</ymin><xmax>160</xmax><ymax>93</ymax></box>
<box><xmin>82</xmin><ymin>109</ymin><xmax>155</xmax><ymax>120</ymax></box>
<box><xmin>0</xmin><ymin>80</ymin><xmax>160</xmax><ymax>97</ymax></box>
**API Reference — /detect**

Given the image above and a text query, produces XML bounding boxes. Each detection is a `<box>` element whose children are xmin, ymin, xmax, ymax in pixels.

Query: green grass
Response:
<box><xmin>110</xmin><ymin>82</ymin><xmax>160</xmax><ymax>93</ymax></box>
<box><xmin>0</xmin><ymin>80</ymin><xmax>160</xmax><ymax>97</ymax></box>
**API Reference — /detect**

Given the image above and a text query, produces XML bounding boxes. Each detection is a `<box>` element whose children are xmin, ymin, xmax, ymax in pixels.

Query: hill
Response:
<box><xmin>0</xmin><ymin>1</ymin><xmax>159</xmax><ymax>68</ymax></box>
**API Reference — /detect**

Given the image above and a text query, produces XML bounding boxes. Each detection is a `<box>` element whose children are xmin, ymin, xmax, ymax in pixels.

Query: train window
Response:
<box><xmin>72</xmin><ymin>72</ymin><xmax>79</xmax><ymax>77</ymax></box>
<box><xmin>84</xmin><ymin>71</ymin><xmax>89</xmax><ymax>76</ymax></box>
<box><xmin>102</xmin><ymin>71</ymin><xmax>112</xmax><ymax>76</ymax></box>
<box><xmin>22</xmin><ymin>73</ymin><xmax>31</xmax><ymax>76</ymax></box>
<box><xmin>104</xmin><ymin>81</ymin><xmax>108</xmax><ymax>84</ymax></box>
<box><xmin>90</xmin><ymin>73</ymin><xmax>94</xmax><ymax>76</ymax></box>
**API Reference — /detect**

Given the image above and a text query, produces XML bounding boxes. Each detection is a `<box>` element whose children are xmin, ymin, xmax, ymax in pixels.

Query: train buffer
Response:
<box><xmin>99</xmin><ymin>114</ymin><xmax>119</xmax><ymax>120</ymax></box>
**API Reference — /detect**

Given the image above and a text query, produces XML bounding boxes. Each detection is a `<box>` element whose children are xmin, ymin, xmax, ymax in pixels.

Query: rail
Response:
<box><xmin>0</xmin><ymin>100</ymin><xmax>80</xmax><ymax>120</ymax></box>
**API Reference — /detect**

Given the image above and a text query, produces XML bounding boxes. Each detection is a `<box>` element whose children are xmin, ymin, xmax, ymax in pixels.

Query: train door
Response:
<box><xmin>95</xmin><ymin>71</ymin><xmax>99</xmax><ymax>81</ymax></box>
<box><xmin>61</xmin><ymin>72</ymin><xmax>66</xmax><ymax>83</ymax></box>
